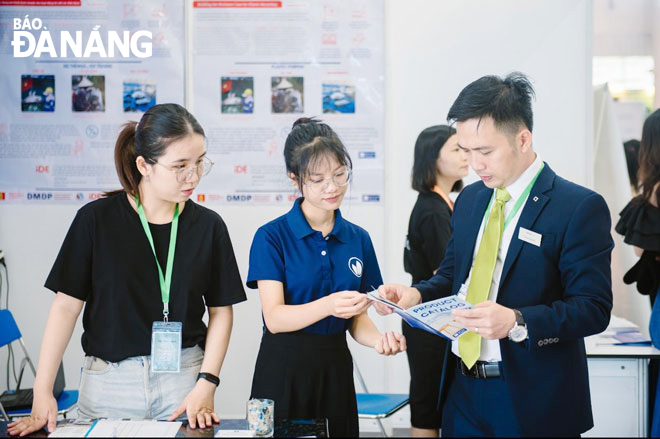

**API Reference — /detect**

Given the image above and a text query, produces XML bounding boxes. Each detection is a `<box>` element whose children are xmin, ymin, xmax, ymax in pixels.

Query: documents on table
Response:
<box><xmin>601</xmin><ymin>315</ymin><xmax>651</xmax><ymax>345</ymax></box>
<box><xmin>48</xmin><ymin>419</ymin><xmax>182</xmax><ymax>437</ymax></box>
<box><xmin>215</xmin><ymin>418</ymin><xmax>254</xmax><ymax>437</ymax></box>
<box><xmin>585</xmin><ymin>314</ymin><xmax>652</xmax><ymax>351</ymax></box>
<box><xmin>215</xmin><ymin>429</ymin><xmax>255</xmax><ymax>437</ymax></box>
<box><xmin>48</xmin><ymin>419</ymin><xmax>96</xmax><ymax>437</ymax></box>
<box><xmin>367</xmin><ymin>291</ymin><xmax>473</xmax><ymax>341</ymax></box>
<box><xmin>613</xmin><ymin>329</ymin><xmax>652</xmax><ymax>345</ymax></box>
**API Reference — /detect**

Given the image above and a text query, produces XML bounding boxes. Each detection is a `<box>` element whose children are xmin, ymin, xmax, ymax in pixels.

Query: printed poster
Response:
<box><xmin>0</xmin><ymin>0</ymin><xmax>185</xmax><ymax>203</ymax></box>
<box><xmin>191</xmin><ymin>0</ymin><xmax>385</xmax><ymax>205</ymax></box>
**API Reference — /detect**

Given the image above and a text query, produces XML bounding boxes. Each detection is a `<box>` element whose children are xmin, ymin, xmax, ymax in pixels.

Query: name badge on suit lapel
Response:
<box><xmin>518</xmin><ymin>227</ymin><xmax>542</xmax><ymax>247</ymax></box>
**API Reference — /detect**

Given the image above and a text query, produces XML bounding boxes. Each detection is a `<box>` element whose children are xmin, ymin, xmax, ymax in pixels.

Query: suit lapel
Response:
<box><xmin>458</xmin><ymin>186</ymin><xmax>492</xmax><ymax>283</ymax></box>
<box><xmin>499</xmin><ymin>164</ymin><xmax>555</xmax><ymax>289</ymax></box>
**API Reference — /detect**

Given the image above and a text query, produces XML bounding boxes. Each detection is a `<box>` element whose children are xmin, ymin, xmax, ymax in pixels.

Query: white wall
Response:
<box><xmin>381</xmin><ymin>0</ymin><xmax>593</xmax><ymax>427</ymax></box>
<box><xmin>593</xmin><ymin>0</ymin><xmax>660</xmax><ymax>109</ymax></box>
<box><xmin>593</xmin><ymin>0</ymin><xmax>655</xmax><ymax>56</ymax></box>
<box><xmin>0</xmin><ymin>0</ymin><xmax>593</xmax><ymax>423</ymax></box>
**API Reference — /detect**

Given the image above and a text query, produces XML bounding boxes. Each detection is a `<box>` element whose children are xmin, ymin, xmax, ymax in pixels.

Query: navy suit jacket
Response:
<box><xmin>415</xmin><ymin>163</ymin><xmax>613</xmax><ymax>436</ymax></box>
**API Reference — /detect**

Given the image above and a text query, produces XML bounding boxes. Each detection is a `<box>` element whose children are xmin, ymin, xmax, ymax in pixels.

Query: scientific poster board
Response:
<box><xmin>0</xmin><ymin>0</ymin><xmax>384</xmax><ymax>205</ymax></box>
<box><xmin>0</xmin><ymin>0</ymin><xmax>185</xmax><ymax>203</ymax></box>
<box><xmin>191</xmin><ymin>0</ymin><xmax>385</xmax><ymax>205</ymax></box>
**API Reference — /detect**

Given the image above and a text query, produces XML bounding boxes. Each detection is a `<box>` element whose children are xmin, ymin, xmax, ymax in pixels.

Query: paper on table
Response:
<box><xmin>215</xmin><ymin>419</ymin><xmax>254</xmax><ymax>437</ymax></box>
<box><xmin>607</xmin><ymin>315</ymin><xmax>638</xmax><ymax>331</ymax></box>
<box><xmin>48</xmin><ymin>419</ymin><xmax>97</xmax><ymax>437</ymax></box>
<box><xmin>614</xmin><ymin>329</ymin><xmax>652</xmax><ymax>345</ymax></box>
<box><xmin>215</xmin><ymin>429</ymin><xmax>255</xmax><ymax>437</ymax></box>
<box><xmin>87</xmin><ymin>420</ymin><xmax>182</xmax><ymax>438</ymax></box>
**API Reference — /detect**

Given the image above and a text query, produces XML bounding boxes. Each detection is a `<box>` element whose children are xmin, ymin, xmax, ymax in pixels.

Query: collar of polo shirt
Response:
<box><xmin>286</xmin><ymin>198</ymin><xmax>349</xmax><ymax>243</ymax></box>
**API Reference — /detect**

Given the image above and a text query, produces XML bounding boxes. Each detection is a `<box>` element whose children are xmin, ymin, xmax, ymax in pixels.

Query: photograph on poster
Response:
<box><xmin>123</xmin><ymin>82</ymin><xmax>157</xmax><ymax>112</ymax></box>
<box><xmin>221</xmin><ymin>77</ymin><xmax>254</xmax><ymax>114</ymax></box>
<box><xmin>72</xmin><ymin>75</ymin><xmax>105</xmax><ymax>112</ymax></box>
<box><xmin>271</xmin><ymin>76</ymin><xmax>304</xmax><ymax>113</ymax></box>
<box><xmin>322</xmin><ymin>83</ymin><xmax>355</xmax><ymax>113</ymax></box>
<box><xmin>21</xmin><ymin>75</ymin><xmax>55</xmax><ymax>112</ymax></box>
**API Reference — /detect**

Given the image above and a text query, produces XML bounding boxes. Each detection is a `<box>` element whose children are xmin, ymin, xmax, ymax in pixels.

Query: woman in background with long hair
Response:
<box><xmin>403</xmin><ymin>125</ymin><xmax>468</xmax><ymax>437</ymax></box>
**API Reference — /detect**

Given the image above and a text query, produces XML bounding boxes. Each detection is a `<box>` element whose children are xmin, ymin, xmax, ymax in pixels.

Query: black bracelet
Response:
<box><xmin>197</xmin><ymin>372</ymin><xmax>220</xmax><ymax>387</ymax></box>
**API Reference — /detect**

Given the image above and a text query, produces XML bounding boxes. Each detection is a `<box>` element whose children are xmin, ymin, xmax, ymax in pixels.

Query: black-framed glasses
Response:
<box><xmin>154</xmin><ymin>156</ymin><xmax>214</xmax><ymax>183</ymax></box>
<box><xmin>304</xmin><ymin>169</ymin><xmax>352</xmax><ymax>194</ymax></box>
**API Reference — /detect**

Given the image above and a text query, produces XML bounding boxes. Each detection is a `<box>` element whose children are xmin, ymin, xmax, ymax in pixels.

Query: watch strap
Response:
<box><xmin>197</xmin><ymin>372</ymin><xmax>220</xmax><ymax>387</ymax></box>
<box><xmin>513</xmin><ymin>309</ymin><xmax>525</xmax><ymax>326</ymax></box>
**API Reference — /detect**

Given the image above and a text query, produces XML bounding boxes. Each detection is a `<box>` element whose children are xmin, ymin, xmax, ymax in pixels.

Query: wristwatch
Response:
<box><xmin>508</xmin><ymin>309</ymin><xmax>528</xmax><ymax>342</ymax></box>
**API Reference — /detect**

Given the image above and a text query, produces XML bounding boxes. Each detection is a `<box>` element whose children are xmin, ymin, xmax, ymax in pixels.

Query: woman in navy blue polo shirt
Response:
<box><xmin>247</xmin><ymin>118</ymin><xmax>406</xmax><ymax>437</ymax></box>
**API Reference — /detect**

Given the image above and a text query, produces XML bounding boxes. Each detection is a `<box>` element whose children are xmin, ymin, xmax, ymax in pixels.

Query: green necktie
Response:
<box><xmin>459</xmin><ymin>187</ymin><xmax>511</xmax><ymax>369</ymax></box>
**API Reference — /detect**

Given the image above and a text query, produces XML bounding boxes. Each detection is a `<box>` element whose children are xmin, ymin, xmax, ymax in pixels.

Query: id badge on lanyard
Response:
<box><xmin>151</xmin><ymin>321</ymin><xmax>182</xmax><ymax>373</ymax></box>
<box><xmin>135</xmin><ymin>196</ymin><xmax>183</xmax><ymax>373</ymax></box>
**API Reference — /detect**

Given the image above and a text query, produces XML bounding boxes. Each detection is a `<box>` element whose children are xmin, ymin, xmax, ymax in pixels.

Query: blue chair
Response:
<box><xmin>0</xmin><ymin>309</ymin><xmax>78</xmax><ymax>420</ymax></box>
<box><xmin>354</xmin><ymin>360</ymin><xmax>409</xmax><ymax>437</ymax></box>
<box><xmin>0</xmin><ymin>401</ymin><xmax>8</xmax><ymax>422</ymax></box>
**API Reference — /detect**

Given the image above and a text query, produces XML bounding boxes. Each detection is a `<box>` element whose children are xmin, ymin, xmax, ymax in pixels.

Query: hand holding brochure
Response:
<box><xmin>367</xmin><ymin>291</ymin><xmax>473</xmax><ymax>341</ymax></box>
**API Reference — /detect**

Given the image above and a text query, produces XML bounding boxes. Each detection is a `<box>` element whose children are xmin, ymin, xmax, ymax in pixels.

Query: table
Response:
<box><xmin>585</xmin><ymin>328</ymin><xmax>660</xmax><ymax>437</ymax></box>
<box><xmin>0</xmin><ymin>418</ymin><xmax>329</xmax><ymax>438</ymax></box>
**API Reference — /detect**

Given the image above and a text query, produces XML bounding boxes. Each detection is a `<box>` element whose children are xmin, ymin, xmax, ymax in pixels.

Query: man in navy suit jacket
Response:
<box><xmin>377</xmin><ymin>73</ymin><xmax>613</xmax><ymax>437</ymax></box>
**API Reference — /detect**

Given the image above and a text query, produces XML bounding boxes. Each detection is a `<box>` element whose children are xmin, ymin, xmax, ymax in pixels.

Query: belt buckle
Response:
<box><xmin>459</xmin><ymin>359</ymin><xmax>481</xmax><ymax>378</ymax></box>
<box><xmin>459</xmin><ymin>359</ymin><xmax>495</xmax><ymax>379</ymax></box>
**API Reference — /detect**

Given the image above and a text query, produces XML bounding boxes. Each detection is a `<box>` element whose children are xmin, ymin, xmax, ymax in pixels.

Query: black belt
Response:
<box><xmin>457</xmin><ymin>358</ymin><xmax>501</xmax><ymax>379</ymax></box>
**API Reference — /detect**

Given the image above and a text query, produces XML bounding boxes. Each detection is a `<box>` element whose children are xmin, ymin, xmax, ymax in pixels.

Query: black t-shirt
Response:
<box><xmin>403</xmin><ymin>191</ymin><xmax>453</xmax><ymax>285</ymax></box>
<box><xmin>45</xmin><ymin>192</ymin><xmax>247</xmax><ymax>362</ymax></box>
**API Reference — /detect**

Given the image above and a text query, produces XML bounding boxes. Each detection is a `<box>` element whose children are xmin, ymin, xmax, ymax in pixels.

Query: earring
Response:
<box><xmin>145</xmin><ymin>175</ymin><xmax>150</xmax><ymax>183</ymax></box>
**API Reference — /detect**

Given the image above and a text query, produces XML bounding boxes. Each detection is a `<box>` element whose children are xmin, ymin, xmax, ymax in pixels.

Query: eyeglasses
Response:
<box><xmin>153</xmin><ymin>156</ymin><xmax>214</xmax><ymax>182</ymax></box>
<box><xmin>304</xmin><ymin>169</ymin><xmax>352</xmax><ymax>194</ymax></box>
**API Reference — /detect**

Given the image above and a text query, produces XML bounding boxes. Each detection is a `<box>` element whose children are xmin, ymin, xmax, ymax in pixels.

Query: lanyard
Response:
<box><xmin>481</xmin><ymin>163</ymin><xmax>545</xmax><ymax>232</ymax></box>
<box><xmin>135</xmin><ymin>196</ymin><xmax>180</xmax><ymax>321</ymax></box>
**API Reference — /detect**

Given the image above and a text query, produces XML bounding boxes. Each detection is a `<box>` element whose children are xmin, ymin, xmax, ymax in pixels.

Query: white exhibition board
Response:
<box><xmin>0</xmin><ymin>0</ymin><xmax>186</xmax><ymax>202</ymax></box>
<box><xmin>191</xmin><ymin>0</ymin><xmax>384</xmax><ymax>206</ymax></box>
<box><xmin>0</xmin><ymin>0</ymin><xmax>385</xmax><ymax>205</ymax></box>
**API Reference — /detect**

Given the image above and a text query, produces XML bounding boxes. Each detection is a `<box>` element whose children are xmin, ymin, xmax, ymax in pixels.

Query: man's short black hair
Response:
<box><xmin>447</xmin><ymin>72</ymin><xmax>535</xmax><ymax>135</ymax></box>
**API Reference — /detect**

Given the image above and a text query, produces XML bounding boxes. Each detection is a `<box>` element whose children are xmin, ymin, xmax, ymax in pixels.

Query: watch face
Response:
<box><xmin>510</xmin><ymin>325</ymin><xmax>528</xmax><ymax>342</ymax></box>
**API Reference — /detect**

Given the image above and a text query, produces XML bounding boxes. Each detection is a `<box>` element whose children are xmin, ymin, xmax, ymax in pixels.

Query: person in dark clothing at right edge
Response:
<box><xmin>403</xmin><ymin>125</ymin><xmax>468</xmax><ymax>437</ymax></box>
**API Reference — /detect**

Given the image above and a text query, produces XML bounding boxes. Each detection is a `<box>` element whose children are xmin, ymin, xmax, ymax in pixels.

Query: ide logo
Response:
<box><xmin>0</xmin><ymin>193</ymin><xmax>5</xmax><ymax>200</ymax></box>
<box><xmin>226</xmin><ymin>194</ymin><xmax>252</xmax><ymax>202</ymax></box>
<box><xmin>36</xmin><ymin>165</ymin><xmax>49</xmax><ymax>173</ymax></box>
<box><xmin>197</xmin><ymin>194</ymin><xmax>206</xmax><ymax>202</ymax></box>
<box><xmin>234</xmin><ymin>165</ymin><xmax>248</xmax><ymax>174</ymax></box>
<box><xmin>27</xmin><ymin>192</ymin><xmax>53</xmax><ymax>200</ymax></box>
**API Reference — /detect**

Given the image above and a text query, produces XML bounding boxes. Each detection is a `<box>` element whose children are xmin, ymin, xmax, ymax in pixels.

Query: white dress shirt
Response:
<box><xmin>452</xmin><ymin>154</ymin><xmax>543</xmax><ymax>362</ymax></box>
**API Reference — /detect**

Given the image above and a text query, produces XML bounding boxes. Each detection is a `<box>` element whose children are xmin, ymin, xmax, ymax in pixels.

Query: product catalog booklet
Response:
<box><xmin>367</xmin><ymin>291</ymin><xmax>473</xmax><ymax>341</ymax></box>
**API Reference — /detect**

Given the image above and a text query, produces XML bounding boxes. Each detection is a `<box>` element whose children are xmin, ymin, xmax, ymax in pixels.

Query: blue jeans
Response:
<box><xmin>78</xmin><ymin>345</ymin><xmax>203</xmax><ymax>420</ymax></box>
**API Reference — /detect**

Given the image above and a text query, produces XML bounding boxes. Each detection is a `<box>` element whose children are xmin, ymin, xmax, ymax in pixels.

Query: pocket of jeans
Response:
<box><xmin>180</xmin><ymin>346</ymin><xmax>204</xmax><ymax>369</ymax></box>
<box><xmin>82</xmin><ymin>356</ymin><xmax>113</xmax><ymax>375</ymax></box>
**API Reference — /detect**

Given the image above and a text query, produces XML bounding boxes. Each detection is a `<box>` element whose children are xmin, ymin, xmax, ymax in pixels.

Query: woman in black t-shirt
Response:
<box><xmin>403</xmin><ymin>125</ymin><xmax>467</xmax><ymax>437</ymax></box>
<box><xmin>8</xmin><ymin>104</ymin><xmax>246</xmax><ymax>437</ymax></box>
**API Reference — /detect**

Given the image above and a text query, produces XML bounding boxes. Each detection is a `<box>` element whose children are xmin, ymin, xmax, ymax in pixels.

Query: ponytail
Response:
<box><xmin>104</xmin><ymin>121</ymin><xmax>141</xmax><ymax>197</ymax></box>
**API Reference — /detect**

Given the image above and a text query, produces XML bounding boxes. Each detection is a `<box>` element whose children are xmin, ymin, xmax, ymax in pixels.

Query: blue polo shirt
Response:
<box><xmin>247</xmin><ymin>198</ymin><xmax>383</xmax><ymax>334</ymax></box>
